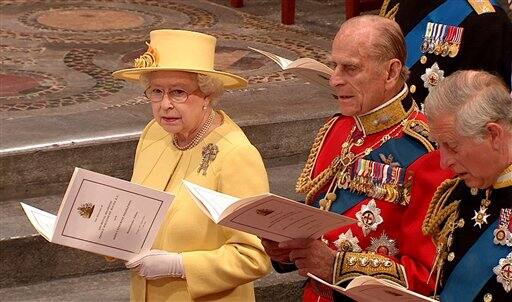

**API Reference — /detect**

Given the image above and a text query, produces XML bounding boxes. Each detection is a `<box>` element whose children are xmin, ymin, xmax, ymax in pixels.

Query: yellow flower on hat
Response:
<box><xmin>134</xmin><ymin>42</ymin><xmax>158</xmax><ymax>69</ymax></box>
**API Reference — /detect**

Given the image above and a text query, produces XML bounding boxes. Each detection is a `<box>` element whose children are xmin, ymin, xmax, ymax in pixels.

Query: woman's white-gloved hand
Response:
<box><xmin>126</xmin><ymin>249</ymin><xmax>185</xmax><ymax>280</ymax></box>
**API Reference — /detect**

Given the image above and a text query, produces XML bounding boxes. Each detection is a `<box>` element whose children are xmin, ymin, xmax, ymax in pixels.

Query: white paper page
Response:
<box><xmin>221</xmin><ymin>194</ymin><xmax>355</xmax><ymax>242</ymax></box>
<box><xmin>183</xmin><ymin>180</ymin><xmax>239</xmax><ymax>222</ymax></box>
<box><xmin>287</xmin><ymin>59</ymin><xmax>334</xmax><ymax>91</ymax></box>
<box><xmin>52</xmin><ymin>168</ymin><xmax>172</xmax><ymax>261</ymax></box>
<box><xmin>349</xmin><ymin>285</ymin><xmax>436</xmax><ymax>302</ymax></box>
<box><xmin>20</xmin><ymin>203</ymin><xmax>56</xmax><ymax>241</ymax></box>
<box><xmin>307</xmin><ymin>273</ymin><xmax>436</xmax><ymax>302</ymax></box>
<box><xmin>248</xmin><ymin>47</ymin><xmax>293</xmax><ymax>69</ymax></box>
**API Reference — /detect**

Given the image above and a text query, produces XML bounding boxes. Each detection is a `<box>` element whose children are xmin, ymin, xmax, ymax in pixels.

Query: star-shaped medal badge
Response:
<box><xmin>356</xmin><ymin>199</ymin><xmax>383</xmax><ymax>237</ymax></box>
<box><xmin>472</xmin><ymin>206</ymin><xmax>490</xmax><ymax>228</ymax></box>
<box><xmin>420</xmin><ymin>62</ymin><xmax>445</xmax><ymax>91</ymax></box>
<box><xmin>494</xmin><ymin>227</ymin><xmax>512</xmax><ymax>246</ymax></box>
<box><xmin>493</xmin><ymin>252</ymin><xmax>512</xmax><ymax>293</ymax></box>
<box><xmin>368</xmin><ymin>232</ymin><xmax>399</xmax><ymax>257</ymax></box>
<box><xmin>334</xmin><ymin>229</ymin><xmax>362</xmax><ymax>252</ymax></box>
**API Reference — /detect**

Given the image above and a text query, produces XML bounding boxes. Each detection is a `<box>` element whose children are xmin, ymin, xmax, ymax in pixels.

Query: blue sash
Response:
<box><xmin>405</xmin><ymin>0</ymin><xmax>497</xmax><ymax>67</ymax></box>
<box><xmin>440</xmin><ymin>219</ymin><xmax>512</xmax><ymax>301</ymax></box>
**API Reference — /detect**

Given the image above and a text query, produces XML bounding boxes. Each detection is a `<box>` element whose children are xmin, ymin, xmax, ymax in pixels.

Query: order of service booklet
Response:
<box><xmin>20</xmin><ymin>168</ymin><xmax>172</xmax><ymax>261</ymax></box>
<box><xmin>183</xmin><ymin>180</ymin><xmax>355</xmax><ymax>242</ymax></box>
<box><xmin>249</xmin><ymin>46</ymin><xmax>335</xmax><ymax>92</ymax></box>
<box><xmin>308</xmin><ymin>273</ymin><xmax>437</xmax><ymax>302</ymax></box>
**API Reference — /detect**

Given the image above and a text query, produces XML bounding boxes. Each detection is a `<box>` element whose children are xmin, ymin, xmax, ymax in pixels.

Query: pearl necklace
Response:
<box><xmin>172</xmin><ymin>110</ymin><xmax>215</xmax><ymax>151</ymax></box>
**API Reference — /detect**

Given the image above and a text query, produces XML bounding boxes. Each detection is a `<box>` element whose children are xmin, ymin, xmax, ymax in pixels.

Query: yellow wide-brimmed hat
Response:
<box><xmin>112</xmin><ymin>30</ymin><xmax>247</xmax><ymax>89</ymax></box>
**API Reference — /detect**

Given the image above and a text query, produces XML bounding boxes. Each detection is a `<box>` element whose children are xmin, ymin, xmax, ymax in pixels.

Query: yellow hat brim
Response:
<box><xmin>112</xmin><ymin>67</ymin><xmax>247</xmax><ymax>89</ymax></box>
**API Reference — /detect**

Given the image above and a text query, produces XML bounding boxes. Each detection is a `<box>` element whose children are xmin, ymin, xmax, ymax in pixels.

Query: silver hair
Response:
<box><xmin>139</xmin><ymin>72</ymin><xmax>224</xmax><ymax>105</ymax></box>
<box><xmin>425</xmin><ymin>70</ymin><xmax>512</xmax><ymax>139</ymax></box>
<box><xmin>339</xmin><ymin>15</ymin><xmax>410</xmax><ymax>82</ymax></box>
<box><xmin>197</xmin><ymin>73</ymin><xmax>224</xmax><ymax>105</ymax></box>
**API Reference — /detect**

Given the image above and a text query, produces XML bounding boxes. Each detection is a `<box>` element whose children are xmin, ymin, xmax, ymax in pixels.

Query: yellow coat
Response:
<box><xmin>130</xmin><ymin>111</ymin><xmax>271</xmax><ymax>301</ymax></box>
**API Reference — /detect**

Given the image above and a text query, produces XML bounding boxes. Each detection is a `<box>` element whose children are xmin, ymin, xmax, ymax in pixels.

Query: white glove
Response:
<box><xmin>126</xmin><ymin>249</ymin><xmax>185</xmax><ymax>280</ymax></box>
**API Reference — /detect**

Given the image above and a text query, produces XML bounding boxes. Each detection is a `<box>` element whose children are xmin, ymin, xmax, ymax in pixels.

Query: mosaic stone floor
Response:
<box><xmin>2</xmin><ymin>0</ymin><xmax>509</xmax><ymax>152</ymax></box>
<box><xmin>0</xmin><ymin>0</ymin><xmax>338</xmax><ymax>113</ymax></box>
<box><xmin>0</xmin><ymin>0</ymin><xmax>350</xmax><ymax>153</ymax></box>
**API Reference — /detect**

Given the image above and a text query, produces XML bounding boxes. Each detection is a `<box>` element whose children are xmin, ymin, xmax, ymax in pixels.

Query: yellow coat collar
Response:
<box><xmin>131</xmin><ymin>110</ymin><xmax>236</xmax><ymax>190</ymax></box>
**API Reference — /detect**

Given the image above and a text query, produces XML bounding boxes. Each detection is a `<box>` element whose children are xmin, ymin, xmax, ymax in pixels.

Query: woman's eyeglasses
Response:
<box><xmin>144</xmin><ymin>87</ymin><xmax>200</xmax><ymax>103</ymax></box>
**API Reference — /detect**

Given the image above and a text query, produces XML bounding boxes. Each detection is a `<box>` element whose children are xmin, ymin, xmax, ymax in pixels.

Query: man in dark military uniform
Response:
<box><xmin>423</xmin><ymin>70</ymin><xmax>512</xmax><ymax>302</ymax></box>
<box><xmin>262</xmin><ymin>15</ymin><xmax>453</xmax><ymax>302</ymax></box>
<box><xmin>381</xmin><ymin>0</ymin><xmax>512</xmax><ymax>105</ymax></box>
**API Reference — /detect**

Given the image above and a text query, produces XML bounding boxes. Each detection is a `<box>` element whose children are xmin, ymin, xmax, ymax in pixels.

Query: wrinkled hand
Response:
<box><xmin>126</xmin><ymin>249</ymin><xmax>185</xmax><ymax>280</ymax></box>
<box><xmin>279</xmin><ymin>238</ymin><xmax>336</xmax><ymax>282</ymax></box>
<box><xmin>261</xmin><ymin>239</ymin><xmax>293</xmax><ymax>263</ymax></box>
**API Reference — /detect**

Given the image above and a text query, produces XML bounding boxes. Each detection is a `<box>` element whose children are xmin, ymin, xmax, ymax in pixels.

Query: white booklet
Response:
<box><xmin>249</xmin><ymin>46</ymin><xmax>334</xmax><ymax>92</ymax></box>
<box><xmin>21</xmin><ymin>168</ymin><xmax>172</xmax><ymax>261</ymax></box>
<box><xmin>183</xmin><ymin>180</ymin><xmax>355</xmax><ymax>242</ymax></box>
<box><xmin>308</xmin><ymin>273</ymin><xmax>437</xmax><ymax>302</ymax></box>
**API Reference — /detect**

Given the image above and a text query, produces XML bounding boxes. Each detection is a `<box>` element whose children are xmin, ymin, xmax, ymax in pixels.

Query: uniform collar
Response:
<box><xmin>494</xmin><ymin>163</ymin><xmax>512</xmax><ymax>189</ymax></box>
<box><xmin>355</xmin><ymin>85</ymin><xmax>414</xmax><ymax>136</ymax></box>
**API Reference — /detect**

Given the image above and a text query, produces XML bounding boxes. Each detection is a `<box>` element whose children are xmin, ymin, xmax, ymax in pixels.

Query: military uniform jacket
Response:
<box><xmin>423</xmin><ymin>175</ymin><xmax>512</xmax><ymax>302</ymax></box>
<box><xmin>381</xmin><ymin>0</ymin><xmax>512</xmax><ymax>104</ymax></box>
<box><xmin>295</xmin><ymin>87</ymin><xmax>453</xmax><ymax>301</ymax></box>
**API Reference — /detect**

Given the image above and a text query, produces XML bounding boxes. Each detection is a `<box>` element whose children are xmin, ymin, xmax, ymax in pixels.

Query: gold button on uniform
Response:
<box><xmin>410</xmin><ymin>85</ymin><xmax>416</xmax><ymax>94</ymax></box>
<box><xmin>447</xmin><ymin>252</ymin><xmax>455</xmax><ymax>262</ymax></box>
<box><xmin>458</xmin><ymin>218</ymin><xmax>465</xmax><ymax>228</ymax></box>
<box><xmin>483</xmin><ymin>293</ymin><xmax>492</xmax><ymax>302</ymax></box>
<box><xmin>420</xmin><ymin>55</ymin><xmax>427</xmax><ymax>64</ymax></box>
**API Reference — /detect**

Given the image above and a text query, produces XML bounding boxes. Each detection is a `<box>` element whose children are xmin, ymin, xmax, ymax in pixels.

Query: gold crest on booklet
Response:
<box><xmin>77</xmin><ymin>202</ymin><xmax>95</xmax><ymax>219</ymax></box>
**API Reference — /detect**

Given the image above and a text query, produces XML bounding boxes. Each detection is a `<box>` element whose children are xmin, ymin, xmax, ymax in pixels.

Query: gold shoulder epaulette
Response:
<box><xmin>422</xmin><ymin>178</ymin><xmax>461</xmax><ymax>239</ymax></box>
<box><xmin>467</xmin><ymin>0</ymin><xmax>496</xmax><ymax>15</ymax></box>
<box><xmin>379</xmin><ymin>0</ymin><xmax>399</xmax><ymax>19</ymax></box>
<box><xmin>296</xmin><ymin>115</ymin><xmax>339</xmax><ymax>203</ymax></box>
<box><xmin>403</xmin><ymin>119</ymin><xmax>436</xmax><ymax>152</ymax></box>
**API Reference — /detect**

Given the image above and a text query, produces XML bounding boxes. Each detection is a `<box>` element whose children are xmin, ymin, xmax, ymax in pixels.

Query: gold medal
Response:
<box><xmin>441</xmin><ymin>42</ymin><xmax>450</xmax><ymax>57</ymax></box>
<box><xmin>448</xmin><ymin>43</ymin><xmax>460</xmax><ymax>58</ymax></box>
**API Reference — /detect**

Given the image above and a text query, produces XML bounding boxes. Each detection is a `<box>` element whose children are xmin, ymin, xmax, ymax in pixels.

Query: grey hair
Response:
<box><xmin>425</xmin><ymin>70</ymin><xmax>512</xmax><ymax>139</ymax></box>
<box><xmin>339</xmin><ymin>15</ymin><xmax>410</xmax><ymax>82</ymax></box>
<box><xmin>197</xmin><ymin>74</ymin><xmax>224</xmax><ymax>105</ymax></box>
<box><xmin>139</xmin><ymin>72</ymin><xmax>225</xmax><ymax>105</ymax></box>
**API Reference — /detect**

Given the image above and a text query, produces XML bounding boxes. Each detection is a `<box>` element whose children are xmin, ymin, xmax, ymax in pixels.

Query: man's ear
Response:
<box><xmin>486</xmin><ymin>122</ymin><xmax>505</xmax><ymax>151</ymax></box>
<box><xmin>385</xmin><ymin>58</ymin><xmax>402</xmax><ymax>89</ymax></box>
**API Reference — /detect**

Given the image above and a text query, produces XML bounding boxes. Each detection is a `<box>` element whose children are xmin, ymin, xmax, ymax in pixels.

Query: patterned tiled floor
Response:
<box><xmin>0</xmin><ymin>0</ymin><xmax>336</xmax><ymax>113</ymax></box>
<box><xmin>1</xmin><ymin>0</ymin><xmax>509</xmax><ymax>151</ymax></box>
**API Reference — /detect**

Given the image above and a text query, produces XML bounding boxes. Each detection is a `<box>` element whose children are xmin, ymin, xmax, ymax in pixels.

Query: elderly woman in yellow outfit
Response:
<box><xmin>112</xmin><ymin>30</ymin><xmax>271</xmax><ymax>301</ymax></box>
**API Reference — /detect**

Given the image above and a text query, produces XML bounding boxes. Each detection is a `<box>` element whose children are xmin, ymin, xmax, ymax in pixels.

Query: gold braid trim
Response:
<box><xmin>421</xmin><ymin>178</ymin><xmax>461</xmax><ymax>292</ymax></box>
<box><xmin>422</xmin><ymin>178</ymin><xmax>461</xmax><ymax>239</ymax></box>
<box><xmin>296</xmin><ymin>116</ymin><xmax>339</xmax><ymax>204</ymax></box>
<box><xmin>333</xmin><ymin>251</ymin><xmax>408</xmax><ymax>288</ymax></box>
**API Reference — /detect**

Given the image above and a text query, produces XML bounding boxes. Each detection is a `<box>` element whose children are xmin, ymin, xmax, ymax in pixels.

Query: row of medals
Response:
<box><xmin>421</xmin><ymin>22</ymin><xmax>464</xmax><ymax>58</ymax></box>
<box><xmin>337</xmin><ymin>158</ymin><xmax>406</xmax><ymax>205</ymax></box>
<box><xmin>491</xmin><ymin>208</ymin><xmax>511</xmax><ymax>294</ymax></box>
